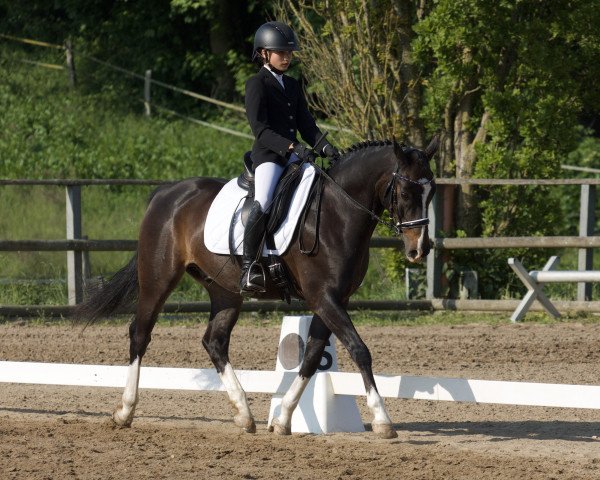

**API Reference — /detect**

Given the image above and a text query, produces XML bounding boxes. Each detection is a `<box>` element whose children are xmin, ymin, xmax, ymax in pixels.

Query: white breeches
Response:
<box><xmin>254</xmin><ymin>153</ymin><xmax>299</xmax><ymax>211</ymax></box>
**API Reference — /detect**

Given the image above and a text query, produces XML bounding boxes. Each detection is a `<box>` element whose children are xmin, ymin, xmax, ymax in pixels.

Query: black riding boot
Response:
<box><xmin>239</xmin><ymin>200</ymin><xmax>267</xmax><ymax>294</ymax></box>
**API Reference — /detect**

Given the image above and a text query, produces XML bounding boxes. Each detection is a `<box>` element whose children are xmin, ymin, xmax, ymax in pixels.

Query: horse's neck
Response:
<box><xmin>331</xmin><ymin>149</ymin><xmax>396</xmax><ymax>216</ymax></box>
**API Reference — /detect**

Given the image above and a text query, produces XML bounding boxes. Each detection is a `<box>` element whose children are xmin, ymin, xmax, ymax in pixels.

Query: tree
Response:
<box><xmin>278</xmin><ymin>0</ymin><xmax>600</xmax><ymax>297</ymax></box>
<box><xmin>413</xmin><ymin>0</ymin><xmax>600</xmax><ymax>296</ymax></box>
<box><xmin>276</xmin><ymin>0</ymin><xmax>427</xmax><ymax>145</ymax></box>
<box><xmin>415</xmin><ymin>0</ymin><xmax>600</xmax><ymax>236</ymax></box>
<box><xmin>0</xmin><ymin>0</ymin><xmax>274</xmax><ymax>102</ymax></box>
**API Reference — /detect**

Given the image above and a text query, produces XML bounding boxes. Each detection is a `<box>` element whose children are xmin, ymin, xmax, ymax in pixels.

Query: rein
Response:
<box><xmin>305</xmin><ymin>160</ymin><xmax>431</xmax><ymax>241</ymax></box>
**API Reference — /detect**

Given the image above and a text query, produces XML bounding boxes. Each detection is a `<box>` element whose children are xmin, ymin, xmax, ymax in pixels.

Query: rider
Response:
<box><xmin>240</xmin><ymin>21</ymin><xmax>340</xmax><ymax>295</ymax></box>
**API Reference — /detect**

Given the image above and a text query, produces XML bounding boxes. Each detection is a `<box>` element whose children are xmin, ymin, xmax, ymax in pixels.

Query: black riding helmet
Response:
<box><xmin>252</xmin><ymin>21</ymin><xmax>300</xmax><ymax>61</ymax></box>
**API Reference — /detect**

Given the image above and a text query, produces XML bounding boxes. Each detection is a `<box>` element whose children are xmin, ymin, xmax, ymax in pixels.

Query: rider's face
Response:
<box><xmin>262</xmin><ymin>49</ymin><xmax>292</xmax><ymax>71</ymax></box>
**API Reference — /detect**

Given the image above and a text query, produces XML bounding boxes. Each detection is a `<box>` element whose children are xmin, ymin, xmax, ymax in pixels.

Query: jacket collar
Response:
<box><xmin>260</xmin><ymin>66</ymin><xmax>287</xmax><ymax>95</ymax></box>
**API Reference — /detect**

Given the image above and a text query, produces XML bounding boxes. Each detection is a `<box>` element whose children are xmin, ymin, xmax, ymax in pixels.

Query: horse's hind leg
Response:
<box><xmin>113</xmin><ymin>263</ymin><xmax>185</xmax><ymax>427</ymax></box>
<box><xmin>269</xmin><ymin>314</ymin><xmax>331</xmax><ymax>435</ymax></box>
<box><xmin>200</xmin><ymin>284</ymin><xmax>254</xmax><ymax>433</ymax></box>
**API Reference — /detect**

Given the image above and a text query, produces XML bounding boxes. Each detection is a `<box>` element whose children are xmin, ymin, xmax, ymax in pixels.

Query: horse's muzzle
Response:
<box><xmin>403</xmin><ymin>226</ymin><xmax>430</xmax><ymax>263</ymax></box>
<box><xmin>406</xmin><ymin>248</ymin><xmax>427</xmax><ymax>263</ymax></box>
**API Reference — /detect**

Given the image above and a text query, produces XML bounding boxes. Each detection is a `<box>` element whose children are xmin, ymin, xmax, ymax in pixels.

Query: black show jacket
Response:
<box><xmin>245</xmin><ymin>66</ymin><xmax>323</xmax><ymax>168</ymax></box>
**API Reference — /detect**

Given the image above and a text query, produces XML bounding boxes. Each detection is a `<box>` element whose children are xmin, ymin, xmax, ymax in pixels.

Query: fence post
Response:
<box><xmin>66</xmin><ymin>185</ymin><xmax>83</xmax><ymax>305</ymax></box>
<box><xmin>65</xmin><ymin>39</ymin><xmax>77</xmax><ymax>88</ymax></box>
<box><xmin>426</xmin><ymin>186</ymin><xmax>443</xmax><ymax>299</ymax></box>
<box><xmin>144</xmin><ymin>69</ymin><xmax>152</xmax><ymax>116</ymax></box>
<box><xmin>578</xmin><ymin>184</ymin><xmax>597</xmax><ymax>301</ymax></box>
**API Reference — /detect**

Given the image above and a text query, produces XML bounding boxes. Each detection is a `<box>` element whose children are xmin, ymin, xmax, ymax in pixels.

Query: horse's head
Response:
<box><xmin>386</xmin><ymin>136</ymin><xmax>438</xmax><ymax>263</ymax></box>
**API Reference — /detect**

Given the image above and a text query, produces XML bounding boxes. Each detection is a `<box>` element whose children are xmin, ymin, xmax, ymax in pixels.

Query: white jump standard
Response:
<box><xmin>509</xmin><ymin>256</ymin><xmax>600</xmax><ymax>322</ymax></box>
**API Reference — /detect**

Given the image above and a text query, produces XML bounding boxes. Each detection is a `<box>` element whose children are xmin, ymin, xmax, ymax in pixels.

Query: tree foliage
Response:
<box><xmin>0</xmin><ymin>0</ymin><xmax>273</xmax><ymax>103</ymax></box>
<box><xmin>1</xmin><ymin>0</ymin><xmax>599</xmax><ymax>298</ymax></box>
<box><xmin>416</xmin><ymin>0</ymin><xmax>600</xmax><ymax>220</ymax></box>
<box><xmin>413</xmin><ymin>0</ymin><xmax>600</xmax><ymax>296</ymax></box>
<box><xmin>275</xmin><ymin>0</ymin><xmax>427</xmax><ymax>146</ymax></box>
<box><xmin>277</xmin><ymin>0</ymin><xmax>600</xmax><ymax>297</ymax></box>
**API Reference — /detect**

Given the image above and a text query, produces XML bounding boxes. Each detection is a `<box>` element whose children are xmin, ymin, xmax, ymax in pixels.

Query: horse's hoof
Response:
<box><xmin>372</xmin><ymin>423</ymin><xmax>397</xmax><ymax>439</ymax></box>
<box><xmin>111</xmin><ymin>413</ymin><xmax>132</xmax><ymax>428</ymax></box>
<box><xmin>234</xmin><ymin>414</ymin><xmax>256</xmax><ymax>434</ymax></box>
<box><xmin>112</xmin><ymin>404</ymin><xmax>133</xmax><ymax>428</ymax></box>
<box><xmin>269</xmin><ymin>419</ymin><xmax>291</xmax><ymax>436</ymax></box>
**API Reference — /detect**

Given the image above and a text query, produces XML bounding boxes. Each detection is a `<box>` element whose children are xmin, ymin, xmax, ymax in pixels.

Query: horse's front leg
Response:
<box><xmin>202</xmin><ymin>290</ymin><xmax>255</xmax><ymax>433</ymax></box>
<box><xmin>269</xmin><ymin>315</ymin><xmax>330</xmax><ymax>435</ymax></box>
<box><xmin>316</xmin><ymin>296</ymin><xmax>397</xmax><ymax>439</ymax></box>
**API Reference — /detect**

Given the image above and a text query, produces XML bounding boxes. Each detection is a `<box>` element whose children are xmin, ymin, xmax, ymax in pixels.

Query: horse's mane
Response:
<box><xmin>343</xmin><ymin>139</ymin><xmax>393</xmax><ymax>155</ymax></box>
<box><xmin>336</xmin><ymin>139</ymin><xmax>406</xmax><ymax>164</ymax></box>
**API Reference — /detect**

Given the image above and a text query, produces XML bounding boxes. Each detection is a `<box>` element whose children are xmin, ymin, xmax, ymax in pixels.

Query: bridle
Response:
<box><xmin>305</xmin><ymin>158</ymin><xmax>433</xmax><ymax>238</ymax></box>
<box><xmin>384</xmin><ymin>166</ymin><xmax>434</xmax><ymax>234</ymax></box>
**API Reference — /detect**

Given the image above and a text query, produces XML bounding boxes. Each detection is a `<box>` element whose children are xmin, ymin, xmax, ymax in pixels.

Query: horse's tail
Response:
<box><xmin>73</xmin><ymin>253</ymin><xmax>139</xmax><ymax>323</ymax></box>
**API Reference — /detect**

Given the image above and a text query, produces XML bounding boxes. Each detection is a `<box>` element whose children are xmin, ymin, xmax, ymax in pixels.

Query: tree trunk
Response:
<box><xmin>449</xmin><ymin>47</ymin><xmax>486</xmax><ymax>236</ymax></box>
<box><xmin>396</xmin><ymin>0</ymin><xmax>425</xmax><ymax>147</ymax></box>
<box><xmin>209</xmin><ymin>0</ymin><xmax>238</xmax><ymax>100</ymax></box>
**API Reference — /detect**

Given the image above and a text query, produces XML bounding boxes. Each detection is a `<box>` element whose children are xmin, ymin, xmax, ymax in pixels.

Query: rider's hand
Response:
<box><xmin>322</xmin><ymin>142</ymin><xmax>340</xmax><ymax>161</ymax></box>
<box><xmin>293</xmin><ymin>143</ymin><xmax>316</xmax><ymax>162</ymax></box>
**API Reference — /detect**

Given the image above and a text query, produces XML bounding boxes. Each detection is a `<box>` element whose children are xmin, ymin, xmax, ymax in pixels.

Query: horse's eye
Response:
<box><xmin>400</xmin><ymin>191</ymin><xmax>409</xmax><ymax>200</ymax></box>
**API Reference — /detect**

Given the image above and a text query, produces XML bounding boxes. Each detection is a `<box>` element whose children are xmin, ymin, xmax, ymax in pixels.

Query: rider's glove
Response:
<box><xmin>322</xmin><ymin>142</ymin><xmax>340</xmax><ymax>159</ymax></box>
<box><xmin>293</xmin><ymin>143</ymin><xmax>316</xmax><ymax>162</ymax></box>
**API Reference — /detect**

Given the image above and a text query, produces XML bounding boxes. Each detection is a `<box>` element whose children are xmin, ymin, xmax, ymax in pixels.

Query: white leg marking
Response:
<box><xmin>113</xmin><ymin>356</ymin><xmax>141</xmax><ymax>426</ymax></box>
<box><xmin>276</xmin><ymin>375</ymin><xmax>309</xmax><ymax>431</ymax></box>
<box><xmin>219</xmin><ymin>363</ymin><xmax>255</xmax><ymax>431</ymax></box>
<box><xmin>367</xmin><ymin>387</ymin><xmax>392</xmax><ymax>425</ymax></box>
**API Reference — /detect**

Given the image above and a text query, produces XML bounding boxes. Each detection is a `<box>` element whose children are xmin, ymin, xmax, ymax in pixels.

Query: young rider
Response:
<box><xmin>240</xmin><ymin>21</ymin><xmax>340</xmax><ymax>295</ymax></box>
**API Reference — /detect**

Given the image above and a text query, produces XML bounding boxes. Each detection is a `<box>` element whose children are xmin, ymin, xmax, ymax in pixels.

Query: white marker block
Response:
<box><xmin>268</xmin><ymin>315</ymin><xmax>365</xmax><ymax>434</ymax></box>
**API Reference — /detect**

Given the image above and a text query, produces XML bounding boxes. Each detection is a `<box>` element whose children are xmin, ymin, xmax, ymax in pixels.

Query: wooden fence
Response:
<box><xmin>0</xmin><ymin>178</ymin><xmax>598</xmax><ymax>317</ymax></box>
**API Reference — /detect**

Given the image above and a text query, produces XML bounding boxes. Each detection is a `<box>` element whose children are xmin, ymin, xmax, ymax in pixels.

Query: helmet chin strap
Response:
<box><xmin>264</xmin><ymin>50</ymin><xmax>285</xmax><ymax>75</ymax></box>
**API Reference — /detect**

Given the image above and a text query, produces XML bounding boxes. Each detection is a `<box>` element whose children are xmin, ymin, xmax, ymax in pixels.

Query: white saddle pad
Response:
<box><xmin>204</xmin><ymin>163</ymin><xmax>316</xmax><ymax>256</ymax></box>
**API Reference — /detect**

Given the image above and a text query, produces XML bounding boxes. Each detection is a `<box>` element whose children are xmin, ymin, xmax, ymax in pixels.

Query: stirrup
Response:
<box><xmin>240</xmin><ymin>261</ymin><xmax>266</xmax><ymax>294</ymax></box>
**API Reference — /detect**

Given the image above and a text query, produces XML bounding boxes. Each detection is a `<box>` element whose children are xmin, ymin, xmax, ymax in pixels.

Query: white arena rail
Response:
<box><xmin>2</xmin><ymin>361</ymin><xmax>600</xmax><ymax>410</ymax></box>
<box><xmin>3</xmin><ymin>315</ymin><xmax>600</xmax><ymax>435</ymax></box>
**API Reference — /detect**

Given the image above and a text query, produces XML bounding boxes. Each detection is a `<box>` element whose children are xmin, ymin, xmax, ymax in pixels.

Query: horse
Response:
<box><xmin>75</xmin><ymin>136</ymin><xmax>438</xmax><ymax>439</ymax></box>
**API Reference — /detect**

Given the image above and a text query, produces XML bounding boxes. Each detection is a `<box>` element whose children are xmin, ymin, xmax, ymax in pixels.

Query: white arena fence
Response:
<box><xmin>2</xmin><ymin>361</ymin><xmax>600</xmax><ymax>410</ymax></box>
<box><xmin>2</xmin><ymin>316</ymin><xmax>600</xmax><ymax>434</ymax></box>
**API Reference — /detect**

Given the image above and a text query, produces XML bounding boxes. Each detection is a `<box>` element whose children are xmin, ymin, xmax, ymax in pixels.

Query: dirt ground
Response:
<box><xmin>1</xmin><ymin>319</ymin><xmax>600</xmax><ymax>479</ymax></box>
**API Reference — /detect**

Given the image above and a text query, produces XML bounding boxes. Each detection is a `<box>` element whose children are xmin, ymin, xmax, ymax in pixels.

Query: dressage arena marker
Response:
<box><xmin>267</xmin><ymin>315</ymin><xmax>364</xmax><ymax>434</ymax></box>
<box><xmin>3</xmin><ymin>315</ymin><xmax>600</xmax><ymax>433</ymax></box>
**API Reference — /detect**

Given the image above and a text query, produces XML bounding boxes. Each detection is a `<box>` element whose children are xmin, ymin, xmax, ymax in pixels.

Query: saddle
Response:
<box><xmin>236</xmin><ymin>152</ymin><xmax>304</xmax><ymax>232</ymax></box>
<box><xmin>230</xmin><ymin>152</ymin><xmax>307</xmax><ymax>302</ymax></box>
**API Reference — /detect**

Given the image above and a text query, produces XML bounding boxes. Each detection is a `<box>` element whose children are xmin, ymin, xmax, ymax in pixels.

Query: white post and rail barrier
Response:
<box><xmin>2</xmin><ymin>316</ymin><xmax>600</xmax><ymax>435</ymax></box>
<box><xmin>509</xmin><ymin>256</ymin><xmax>600</xmax><ymax>322</ymax></box>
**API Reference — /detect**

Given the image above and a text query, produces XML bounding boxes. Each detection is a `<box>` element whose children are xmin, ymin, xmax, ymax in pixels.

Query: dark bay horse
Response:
<box><xmin>76</xmin><ymin>137</ymin><xmax>438</xmax><ymax>439</ymax></box>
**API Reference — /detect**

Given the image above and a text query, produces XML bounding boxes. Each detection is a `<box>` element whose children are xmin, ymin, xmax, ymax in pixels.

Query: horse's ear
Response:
<box><xmin>392</xmin><ymin>136</ymin><xmax>405</xmax><ymax>162</ymax></box>
<box><xmin>425</xmin><ymin>135</ymin><xmax>440</xmax><ymax>160</ymax></box>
